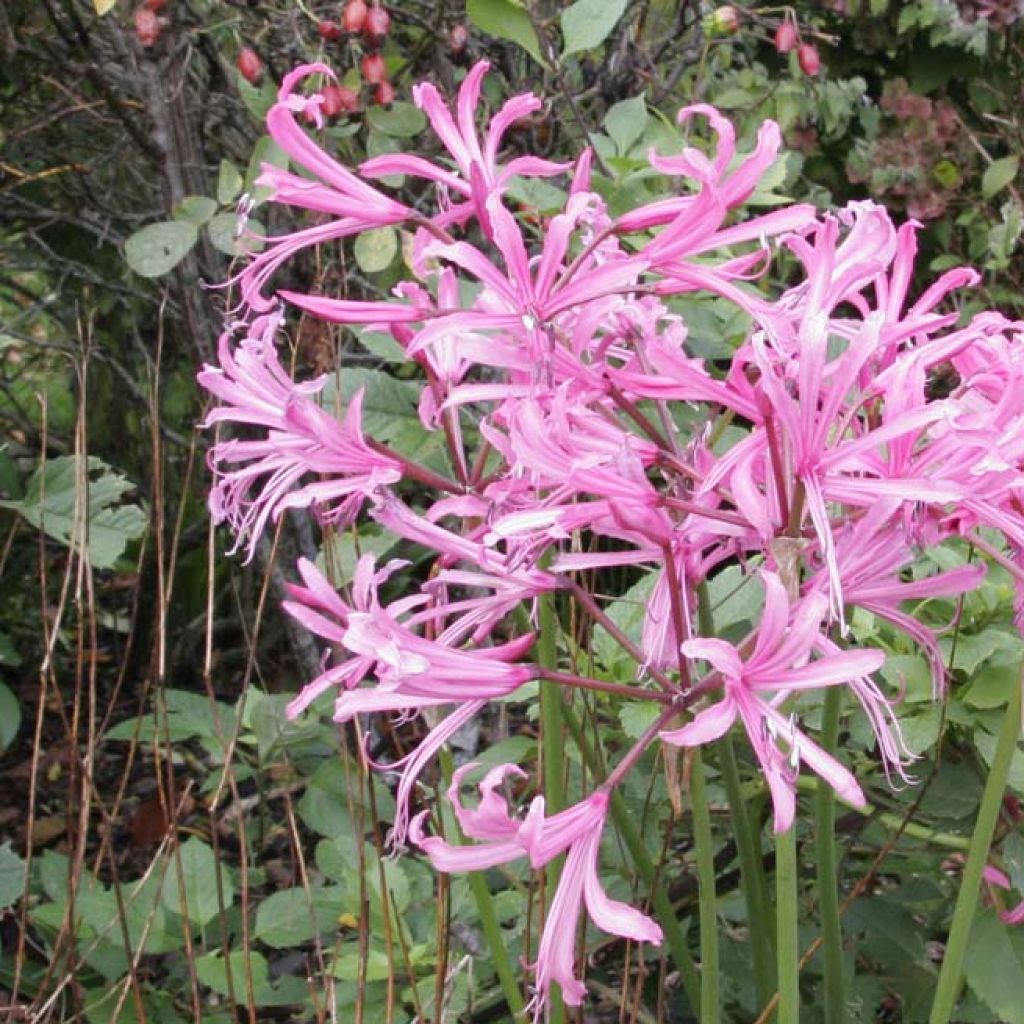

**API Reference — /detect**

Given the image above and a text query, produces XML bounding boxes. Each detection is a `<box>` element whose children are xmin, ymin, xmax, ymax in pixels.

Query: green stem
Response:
<box><xmin>699</xmin><ymin>578</ymin><xmax>774</xmax><ymax>1006</ymax></box>
<box><xmin>776</xmin><ymin>824</ymin><xmax>800</xmax><ymax>1024</ymax></box>
<box><xmin>536</xmin><ymin>587</ymin><xmax>565</xmax><ymax>1023</ymax></box>
<box><xmin>560</xmin><ymin>704</ymin><xmax>702</xmax><ymax>1015</ymax></box>
<box><xmin>690</xmin><ymin>750</ymin><xmax>720</xmax><ymax>1024</ymax></box>
<box><xmin>438</xmin><ymin>749</ymin><xmax>526</xmax><ymax>1020</ymax></box>
<box><xmin>815</xmin><ymin>687</ymin><xmax>845</xmax><ymax>1024</ymax></box>
<box><xmin>719</xmin><ymin>732</ymin><xmax>775</xmax><ymax>1005</ymax></box>
<box><xmin>928</xmin><ymin>673</ymin><xmax>1022</xmax><ymax>1024</ymax></box>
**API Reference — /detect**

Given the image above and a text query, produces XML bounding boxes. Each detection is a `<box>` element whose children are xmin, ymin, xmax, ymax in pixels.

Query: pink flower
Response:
<box><xmin>281</xmin><ymin>555</ymin><xmax>538</xmax><ymax>721</ymax></box>
<box><xmin>983</xmin><ymin>865</ymin><xmax>1024</xmax><ymax>925</ymax></box>
<box><xmin>661</xmin><ymin>572</ymin><xmax>884</xmax><ymax>832</ymax></box>
<box><xmin>198</xmin><ymin>318</ymin><xmax>402</xmax><ymax>560</ymax></box>
<box><xmin>412</xmin><ymin>768</ymin><xmax>661</xmax><ymax>1011</ymax></box>
<box><xmin>230</xmin><ymin>64</ymin><xmax>413</xmax><ymax>312</ymax></box>
<box><xmin>360</xmin><ymin>61</ymin><xmax>570</xmax><ymax>237</ymax></box>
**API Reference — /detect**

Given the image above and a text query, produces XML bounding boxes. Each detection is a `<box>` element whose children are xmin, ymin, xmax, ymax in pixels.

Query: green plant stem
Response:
<box><xmin>438</xmin><ymin>748</ymin><xmax>526</xmax><ymax>1020</ymax></box>
<box><xmin>719</xmin><ymin>732</ymin><xmax>775</xmax><ymax>1005</ymax></box>
<box><xmin>776</xmin><ymin>824</ymin><xmax>800</xmax><ymax>1024</ymax></box>
<box><xmin>928</xmin><ymin>673</ymin><xmax>1022</xmax><ymax>1024</ymax></box>
<box><xmin>690</xmin><ymin>749</ymin><xmax>720</xmax><ymax>1024</ymax></box>
<box><xmin>560</xmin><ymin>704</ymin><xmax>702</xmax><ymax>1015</ymax></box>
<box><xmin>815</xmin><ymin>686</ymin><xmax>845</xmax><ymax>1024</ymax></box>
<box><xmin>698</xmin><ymin>578</ymin><xmax>774</xmax><ymax>1006</ymax></box>
<box><xmin>536</xmin><ymin>587</ymin><xmax>565</xmax><ymax>1024</ymax></box>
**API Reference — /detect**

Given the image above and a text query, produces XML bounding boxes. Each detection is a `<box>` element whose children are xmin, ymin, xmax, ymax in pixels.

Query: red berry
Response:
<box><xmin>449</xmin><ymin>23</ymin><xmax>468</xmax><ymax>53</ymax></box>
<box><xmin>364</xmin><ymin>5</ymin><xmax>391</xmax><ymax>44</ymax></box>
<box><xmin>143</xmin><ymin>0</ymin><xmax>168</xmax><ymax>9</ymax></box>
<box><xmin>236</xmin><ymin>47</ymin><xmax>264</xmax><ymax>85</ymax></box>
<box><xmin>318</xmin><ymin>85</ymin><xmax>345</xmax><ymax>118</ymax></box>
<box><xmin>342</xmin><ymin>0</ymin><xmax>368</xmax><ymax>34</ymax></box>
<box><xmin>318</xmin><ymin>20</ymin><xmax>343</xmax><ymax>41</ymax></box>
<box><xmin>797</xmin><ymin>42</ymin><xmax>821</xmax><ymax>76</ymax></box>
<box><xmin>374</xmin><ymin>79</ymin><xmax>396</xmax><ymax>107</ymax></box>
<box><xmin>335</xmin><ymin>85</ymin><xmax>360</xmax><ymax>114</ymax></box>
<box><xmin>710</xmin><ymin>5</ymin><xmax>740</xmax><ymax>35</ymax></box>
<box><xmin>134</xmin><ymin>6</ymin><xmax>160</xmax><ymax>46</ymax></box>
<box><xmin>361</xmin><ymin>52</ymin><xmax>387</xmax><ymax>85</ymax></box>
<box><xmin>775</xmin><ymin>20</ymin><xmax>798</xmax><ymax>53</ymax></box>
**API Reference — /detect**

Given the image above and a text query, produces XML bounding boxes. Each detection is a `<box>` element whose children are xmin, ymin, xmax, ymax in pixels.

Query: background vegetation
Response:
<box><xmin>2</xmin><ymin>1</ymin><xmax>1024</xmax><ymax>1021</ymax></box>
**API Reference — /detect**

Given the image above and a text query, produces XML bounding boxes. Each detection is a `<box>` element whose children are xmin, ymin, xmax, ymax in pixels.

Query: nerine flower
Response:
<box><xmin>661</xmin><ymin>572</ymin><xmax>886</xmax><ymax>831</ymax></box>
<box><xmin>232</xmin><ymin>64</ymin><xmax>413</xmax><ymax>313</ymax></box>
<box><xmin>361</xmin><ymin>60</ymin><xmax>570</xmax><ymax>236</ymax></box>
<box><xmin>198</xmin><ymin>317</ymin><xmax>402</xmax><ymax>561</ymax></box>
<box><xmin>411</xmin><ymin>765</ymin><xmax>662</xmax><ymax>1012</ymax></box>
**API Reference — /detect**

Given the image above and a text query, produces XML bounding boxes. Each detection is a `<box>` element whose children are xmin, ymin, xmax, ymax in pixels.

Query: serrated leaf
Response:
<box><xmin>354</xmin><ymin>227</ymin><xmax>398</xmax><ymax>273</ymax></box>
<box><xmin>982</xmin><ymin>155</ymin><xmax>1019</xmax><ymax>199</ymax></box>
<box><xmin>172</xmin><ymin>195</ymin><xmax>218</xmax><ymax>226</ymax></box>
<box><xmin>124</xmin><ymin>221</ymin><xmax>197</xmax><ymax>278</ymax></box>
<box><xmin>207</xmin><ymin>212</ymin><xmax>266</xmax><ymax>257</ymax></box>
<box><xmin>467</xmin><ymin>0</ymin><xmax>545</xmax><ymax>66</ymax></box>
<box><xmin>217</xmin><ymin>159</ymin><xmax>244</xmax><ymax>205</ymax></box>
<box><xmin>365</xmin><ymin>101</ymin><xmax>427</xmax><ymax>137</ymax></box>
<box><xmin>0</xmin><ymin>455</ymin><xmax>146</xmax><ymax>569</ymax></box>
<box><xmin>0</xmin><ymin>842</ymin><xmax>25</xmax><ymax>910</ymax></box>
<box><xmin>964</xmin><ymin>910</ymin><xmax>1024</xmax><ymax>1024</ymax></box>
<box><xmin>161</xmin><ymin>838</ymin><xmax>233</xmax><ymax>927</ymax></box>
<box><xmin>561</xmin><ymin>0</ymin><xmax>628</xmax><ymax>56</ymax></box>
<box><xmin>604</xmin><ymin>94</ymin><xmax>648</xmax><ymax>157</ymax></box>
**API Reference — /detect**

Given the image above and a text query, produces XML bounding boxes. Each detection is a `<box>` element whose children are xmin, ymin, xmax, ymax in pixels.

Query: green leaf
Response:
<box><xmin>365</xmin><ymin>101</ymin><xmax>427</xmax><ymax>137</ymax></box>
<box><xmin>217</xmin><ymin>159</ymin><xmax>244</xmax><ymax>205</ymax></box>
<box><xmin>964</xmin><ymin>910</ymin><xmax>1024</xmax><ymax>1024</ymax></box>
<box><xmin>245</xmin><ymin>135</ymin><xmax>289</xmax><ymax>203</ymax></box>
<box><xmin>0</xmin><ymin>629</ymin><xmax>22</xmax><ymax>667</ymax></box>
<box><xmin>124</xmin><ymin>221</ymin><xmax>197</xmax><ymax>278</ymax></box>
<box><xmin>253</xmin><ymin>885</ymin><xmax>345</xmax><ymax>948</ymax></box>
<box><xmin>161</xmin><ymin>837</ymin><xmax>233</xmax><ymax>927</ymax></box>
<box><xmin>466</xmin><ymin>0</ymin><xmax>545</xmax><ymax>66</ymax></box>
<box><xmin>964</xmin><ymin>659</ymin><xmax>1019</xmax><ymax>709</ymax></box>
<box><xmin>172</xmin><ymin>195</ymin><xmax>218</xmax><ymax>226</ymax></box>
<box><xmin>561</xmin><ymin>0</ymin><xmax>628</xmax><ymax>56</ymax></box>
<box><xmin>92</xmin><ymin>0</ymin><xmax>117</xmax><ymax>14</ymax></box>
<box><xmin>604</xmin><ymin>94</ymin><xmax>648</xmax><ymax>157</ymax></box>
<box><xmin>0</xmin><ymin>455</ymin><xmax>146</xmax><ymax>569</ymax></box>
<box><xmin>592</xmin><ymin>572</ymin><xmax>656</xmax><ymax>674</ymax></box>
<box><xmin>0</xmin><ymin>842</ymin><xmax>26</xmax><ymax>910</ymax></box>
<box><xmin>619</xmin><ymin>701</ymin><xmax>661</xmax><ymax>741</ymax></box>
<box><xmin>321</xmin><ymin>366</ymin><xmax>448</xmax><ymax>471</ymax></box>
<box><xmin>353</xmin><ymin>227</ymin><xmax>398</xmax><ymax>273</ymax></box>
<box><xmin>982</xmin><ymin>155</ymin><xmax>1019</xmax><ymax>199</ymax></box>
<box><xmin>207</xmin><ymin>212</ymin><xmax>266</xmax><ymax>257</ymax></box>
<box><xmin>355</xmin><ymin>328</ymin><xmax>407</xmax><ymax>364</ymax></box>
<box><xmin>195</xmin><ymin>949</ymin><xmax>269</xmax><ymax>1000</ymax></box>
<box><xmin>236</xmin><ymin>74</ymin><xmax>278</xmax><ymax>122</ymax></box>
<box><xmin>316</xmin><ymin>528</ymin><xmax>398</xmax><ymax>587</ymax></box>
<box><xmin>0</xmin><ymin>681</ymin><xmax>20</xmax><ymax>754</ymax></box>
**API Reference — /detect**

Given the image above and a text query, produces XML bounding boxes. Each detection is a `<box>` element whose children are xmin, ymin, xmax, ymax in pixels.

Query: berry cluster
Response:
<box><xmin>235</xmin><ymin>4</ymin><xmax>397</xmax><ymax>111</ymax></box>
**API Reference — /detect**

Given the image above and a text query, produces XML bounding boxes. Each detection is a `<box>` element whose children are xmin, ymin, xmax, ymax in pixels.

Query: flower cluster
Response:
<box><xmin>200</xmin><ymin>61</ymin><xmax>1024</xmax><ymax>1012</ymax></box>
